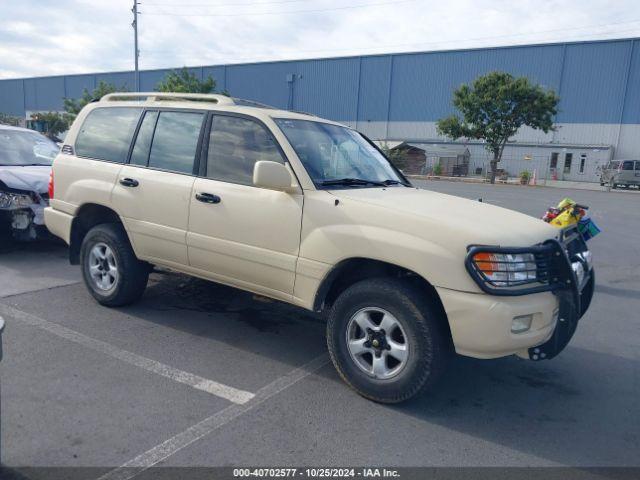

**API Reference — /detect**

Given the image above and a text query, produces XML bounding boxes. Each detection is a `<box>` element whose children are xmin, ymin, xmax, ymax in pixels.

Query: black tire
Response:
<box><xmin>327</xmin><ymin>278</ymin><xmax>450</xmax><ymax>403</ymax></box>
<box><xmin>80</xmin><ymin>223</ymin><xmax>149</xmax><ymax>307</ymax></box>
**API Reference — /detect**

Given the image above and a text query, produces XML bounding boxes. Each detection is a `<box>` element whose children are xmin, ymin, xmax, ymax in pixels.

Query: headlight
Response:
<box><xmin>470</xmin><ymin>252</ymin><xmax>538</xmax><ymax>287</ymax></box>
<box><xmin>0</xmin><ymin>191</ymin><xmax>34</xmax><ymax>209</ymax></box>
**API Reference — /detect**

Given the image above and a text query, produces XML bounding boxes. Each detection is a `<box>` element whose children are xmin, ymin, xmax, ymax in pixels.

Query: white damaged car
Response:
<box><xmin>0</xmin><ymin>124</ymin><xmax>59</xmax><ymax>241</ymax></box>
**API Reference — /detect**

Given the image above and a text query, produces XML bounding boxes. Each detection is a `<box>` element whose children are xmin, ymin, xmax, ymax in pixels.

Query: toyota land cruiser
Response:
<box><xmin>45</xmin><ymin>92</ymin><xmax>594</xmax><ymax>403</ymax></box>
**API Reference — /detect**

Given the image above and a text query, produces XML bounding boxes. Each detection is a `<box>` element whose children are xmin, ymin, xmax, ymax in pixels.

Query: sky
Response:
<box><xmin>0</xmin><ymin>0</ymin><xmax>639</xmax><ymax>79</ymax></box>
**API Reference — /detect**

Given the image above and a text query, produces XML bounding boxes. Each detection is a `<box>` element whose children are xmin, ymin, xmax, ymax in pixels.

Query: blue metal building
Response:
<box><xmin>1</xmin><ymin>37</ymin><xmax>639</xmax><ymax>182</ymax></box>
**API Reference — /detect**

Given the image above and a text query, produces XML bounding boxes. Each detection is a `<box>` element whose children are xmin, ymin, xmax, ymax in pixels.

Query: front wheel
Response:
<box><xmin>327</xmin><ymin>278</ymin><xmax>450</xmax><ymax>403</ymax></box>
<box><xmin>80</xmin><ymin>223</ymin><xmax>149</xmax><ymax>307</ymax></box>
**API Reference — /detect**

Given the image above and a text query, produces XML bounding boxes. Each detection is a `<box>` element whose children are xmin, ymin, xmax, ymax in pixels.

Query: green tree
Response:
<box><xmin>380</xmin><ymin>142</ymin><xmax>409</xmax><ymax>171</ymax></box>
<box><xmin>155</xmin><ymin>67</ymin><xmax>221</xmax><ymax>94</ymax></box>
<box><xmin>436</xmin><ymin>71</ymin><xmax>559</xmax><ymax>183</ymax></box>
<box><xmin>63</xmin><ymin>81</ymin><xmax>124</xmax><ymax>116</ymax></box>
<box><xmin>31</xmin><ymin>112</ymin><xmax>71</xmax><ymax>139</ymax></box>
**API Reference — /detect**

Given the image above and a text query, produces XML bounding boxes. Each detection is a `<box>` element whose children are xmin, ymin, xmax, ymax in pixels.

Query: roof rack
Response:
<box><xmin>100</xmin><ymin>92</ymin><xmax>236</xmax><ymax>106</ymax></box>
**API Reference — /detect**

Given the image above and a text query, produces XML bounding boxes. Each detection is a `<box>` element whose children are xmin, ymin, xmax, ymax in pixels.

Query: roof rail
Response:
<box><xmin>100</xmin><ymin>92</ymin><xmax>236</xmax><ymax>106</ymax></box>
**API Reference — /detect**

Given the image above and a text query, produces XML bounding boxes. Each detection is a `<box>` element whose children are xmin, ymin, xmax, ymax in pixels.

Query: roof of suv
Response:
<box><xmin>98</xmin><ymin>92</ymin><xmax>344</xmax><ymax>127</ymax></box>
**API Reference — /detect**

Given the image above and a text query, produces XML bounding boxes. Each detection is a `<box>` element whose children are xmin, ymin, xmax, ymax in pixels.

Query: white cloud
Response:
<box><xmin>0</xmin><ymin>0</ymin><xmax>638</xmax><ymax>79</ymax></box>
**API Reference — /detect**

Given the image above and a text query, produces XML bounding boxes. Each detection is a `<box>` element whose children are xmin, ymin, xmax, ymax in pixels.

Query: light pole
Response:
<box><xmin>132</xmin><ymin>1</ymin><xmax>140</xmax><ymax>92</ymax></box>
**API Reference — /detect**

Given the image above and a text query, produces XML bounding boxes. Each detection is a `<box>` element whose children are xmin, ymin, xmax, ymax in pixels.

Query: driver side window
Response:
<box><xmin>206</xmin><ymin>115</ymin><xmax>285</xmax><ymax>186</ymax></box>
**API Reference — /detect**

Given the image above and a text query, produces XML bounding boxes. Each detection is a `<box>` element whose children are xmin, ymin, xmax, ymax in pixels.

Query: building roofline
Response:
<box><xmin>1</xmin><ymin>36</ymin><xmax>638</xmax><ymax>82</ymax></box>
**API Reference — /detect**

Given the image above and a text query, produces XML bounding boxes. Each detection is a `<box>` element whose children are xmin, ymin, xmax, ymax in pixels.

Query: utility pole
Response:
<box><xmin>132</xmin><ymin>1</ymin><xmax>140</xmax><ymax>92</ymax></box>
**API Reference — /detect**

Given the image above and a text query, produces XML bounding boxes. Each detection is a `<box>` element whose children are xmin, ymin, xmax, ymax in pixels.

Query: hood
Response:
<box><xmin>0</xmin><ymin>165</ymin><xmax>51</xmax><ymax>194</ymax></box>
<box><xmin>329</xmin><ymin>186</ymin><xmax>557</xmax><ymax>247</ymax></box>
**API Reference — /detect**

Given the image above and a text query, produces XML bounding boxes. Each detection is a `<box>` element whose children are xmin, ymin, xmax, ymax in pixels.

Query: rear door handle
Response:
<box><xmin>195</xmin><ymin>192</ymin><xmax>221</xmax><ymax>204</ymax></box>
<box><xmin>119</xmin><ymin>178</ymin><xmax>139</xmax><ymax>187</ymax></box>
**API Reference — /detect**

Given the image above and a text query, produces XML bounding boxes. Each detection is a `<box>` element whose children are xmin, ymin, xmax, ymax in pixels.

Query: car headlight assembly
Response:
<box><xmin>0</xmin><ymin>191</ymin><xmax>35</xmax><ymax>209</ymax></box>
<box><xmin>470</xmin><ymin>252</ymin><xmax>538</xmax><ymax>287</ymax></box>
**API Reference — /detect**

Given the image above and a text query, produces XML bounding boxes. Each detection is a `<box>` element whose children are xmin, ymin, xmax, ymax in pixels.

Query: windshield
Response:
<box><xmin>275</xmin><ymin>119</ymin><xmax>404</xmax><ymax>187</ymax></box>
<box><xmin>0</xmin><ymin>130</ymin><xmax>59</xmax><ymax>166</ymax></box>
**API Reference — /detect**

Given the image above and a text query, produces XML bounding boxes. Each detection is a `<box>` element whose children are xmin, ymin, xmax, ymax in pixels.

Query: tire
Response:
<box><xmin>327</xmin><ymin>278</ymin><xmax>450</xmax><ymax>403</ymax></box>
<box><xmin>80</xmin><ymin>223</ymin><xmax>149</xmax><ymax>307</ymax></box>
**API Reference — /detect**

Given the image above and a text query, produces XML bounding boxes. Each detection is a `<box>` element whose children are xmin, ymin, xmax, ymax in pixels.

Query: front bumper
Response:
<box><xmin>442</xmin><ymin>226</ymin><xmax>594</xmax><ymax>360</ymax></box>
<box><xmin>1</xmin><ymin>203</ymin><xmax>47</xmax><ymax>241</ymax></box>
<box><xmin>437</xmin><ymin>287</ymin><xmax>561</xmax><ymax>359</ymax></box>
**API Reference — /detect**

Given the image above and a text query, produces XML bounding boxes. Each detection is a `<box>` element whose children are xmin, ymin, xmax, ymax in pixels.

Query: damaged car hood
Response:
<box><xmin>0</xmin><ymin>165</ymin><xmax>51</xmax><ymax>194</ymax></box>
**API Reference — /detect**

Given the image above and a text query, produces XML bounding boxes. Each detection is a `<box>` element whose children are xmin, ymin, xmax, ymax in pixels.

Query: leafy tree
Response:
<box><xmin>30</xmin><ymin>112</ymin><xmax>72</xmax><ymax>139</ymax></box>
<box><xmin>437</xmin><ymin>71</ymin><xmax>559</xmax><ymax>183</ymax></box>
<box><xmin>380</xmin><ymin>142</ymin><xmax>409</xmax><ymax>171</ymax></box>
<box><xmin>155</xmin><ymin>67</ymin><xmax>221</xmax><ymax>94</ymax></box>
<box><xmin>63</xmin><ymin>81</ymin><xmax>125</xmax><ymax>116</ymax></box>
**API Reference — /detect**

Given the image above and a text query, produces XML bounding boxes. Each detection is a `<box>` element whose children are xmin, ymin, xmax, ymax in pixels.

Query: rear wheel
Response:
<box><xmin>80</xmin><ymin>223</ymin><xmax>149</xmax><ymax>307</ymax></box>
<box><xmin>327</xmin><ymin>278</ymin><xmax>449</xmax><ymax>403</ymax></box>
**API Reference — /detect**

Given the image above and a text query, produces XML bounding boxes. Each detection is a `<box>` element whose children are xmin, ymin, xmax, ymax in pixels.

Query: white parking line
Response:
<box><xmin>0</xmin><ymin>303</ymin><xmax>255</xmax><ymax>405</ymax></box>
<box><xmin>98</xmin><ymin>353</ymin><xmax>329</xmax><ymax>480</ymax></box>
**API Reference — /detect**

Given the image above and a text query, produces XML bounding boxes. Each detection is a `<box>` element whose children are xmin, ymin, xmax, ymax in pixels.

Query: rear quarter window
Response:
<box><xmin>75</xmin><ymin>107</ymin><xmax>141</xmax><ymax>163</ymax></box>
<box><xmin>622</xmin><ymin>161</ymin><xmax>634</xmax><ymax>171</ymax></box>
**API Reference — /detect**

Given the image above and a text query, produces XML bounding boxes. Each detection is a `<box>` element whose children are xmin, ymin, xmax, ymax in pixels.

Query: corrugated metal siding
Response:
<box><xmin>556</xmin><ymin>40</ymin><xmax>631</xmax><ymax>123</ymax></box>
<box><xmin>65</xmin><ymin>74</ymin><xmax>96</xmax><ymax>100</ymax></box>
<box><xmin>1</xmin><ymin>38</ymin><xmax>639</xmax><ymax>126</ymax></box>
<box><xmin>225</xmin><ymin>61</ymin><xmax>298</xmax><ymax>109</ymax></box>
<box><xmin>389</xmin><ymin>44</ymin><xmax>565</xmax><ymax>123</ymax></box>
<box><xmin>95</xmin><ymin>71</ymin><xmax>135</xmax><ymax>91</ymax></box>
<box><xmin>294</xmin><ymin>57</ymin><xmax>360</xmax><ymax>123</ymax></box>
<box><xmin>203</xmin><ymin>66</ymin><xmax>227</xmax><ymax>92</ymax></box>
<box><xmin>140</xmin><ymin>69</ymin><xmax>170</xmax><ymax>91</ymax></box>
<box><xmin>356</xmin><ymin>55</ymin><xmax>392</xmax><ymax>133</ymax></box>
<box><xmin>622</xmin><ymin>39</ymin><xmax>640</xmax><ymax>124</ymax></box>
<box><xmin>0</xmin><ymin>79</ymin><xmax>23</xmax><ymax>116</ymax></box>
<box><xmin>24</xmin><ymin>76</ymin><xmax>65</xmax><ymax>112</ymax></box>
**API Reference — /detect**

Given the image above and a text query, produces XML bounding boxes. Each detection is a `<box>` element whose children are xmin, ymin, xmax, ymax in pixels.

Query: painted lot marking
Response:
<box><xmin>98</xmin><ymin>353</ymin><xmax>329</xmax><ymax>480</ymax></box>
<box><xmin>0</xmin><ymin>303</ymin><xmax>255</xmax><ymax>405</ymax></box>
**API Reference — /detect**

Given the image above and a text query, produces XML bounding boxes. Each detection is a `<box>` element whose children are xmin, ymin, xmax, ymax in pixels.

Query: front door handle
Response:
<box><xmin>119</xmin><ymin>178</ymin><xmax>139</xmax><ymax>187</ymax></box>
<box><xmin>195</xmin><ymin>192</ymin><xmax>221</xmax><ymax>204</ymax></box>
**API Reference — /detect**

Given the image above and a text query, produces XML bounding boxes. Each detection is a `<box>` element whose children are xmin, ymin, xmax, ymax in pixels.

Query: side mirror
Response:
<box><xmin>253</xmin><ymin>160</ymin><xmax>293</xmax><ymax>191</ymax></box>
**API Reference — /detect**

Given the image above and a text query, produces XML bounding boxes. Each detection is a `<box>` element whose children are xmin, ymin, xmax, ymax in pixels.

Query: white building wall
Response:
<box><xmin>364</xmin><ymin>121</ymin><xmax>640</xmax><ymax>182</ymax></box>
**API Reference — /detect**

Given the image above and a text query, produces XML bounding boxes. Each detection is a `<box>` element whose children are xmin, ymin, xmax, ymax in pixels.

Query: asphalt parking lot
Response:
<box><xmin>0</xmin><ymin>181</ymin><xmax>638</xmax><ymax>477</ymax></box>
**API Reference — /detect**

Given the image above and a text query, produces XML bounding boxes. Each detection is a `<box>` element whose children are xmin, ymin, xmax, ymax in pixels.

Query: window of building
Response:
<box><xmin>148</xmin><ymin>111</ymin><xmax>204</xmax><ymax>174</ymax></box>
<box><xmin>130</xmin><ymin>111</ymin><xmax>159</xmax><ymax>166</ymax></box>
<box><xmin>207</xmin><ymin>115</ymin><xmax>285</xmax><ymax>186</ymax></box>
<box><xmin>75</xmin><ymin>107</ymin><xmax>141</xmax><ymax>163</ymax></box>
<box><xmin>579</xmin><ymin>154</ymin><xmax>586</xmax><ymax>174</ymax></box>
<box><xmin>563</xmin><ymin>153</ymin><xmax>573</xmax><ymax>174</ymax></box>
<box><xmin>550</xmin><ymin>152</ymin><xmax>558</xmax><ymax>170</ymax></box>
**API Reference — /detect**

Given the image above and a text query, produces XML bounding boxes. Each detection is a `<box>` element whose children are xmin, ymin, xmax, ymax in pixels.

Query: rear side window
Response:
<box><xmin>636</xmin><ymin>161</ymin><xmax>640</xmax><ymax>171</ymax></box>
<box><xmin>130</xmin><ymin>111</ymin><xmax>159</xmax><ymax>166</ymax></box>
<box><xmin>148</xmin><ymin>111</ymin><xmax>205</xmax><ymax>174</ymax></box>
<box><xmin>622</xmin><ymin>161</ymin><xmax>634</xmax><ymax>171</ymax></box>
<box><xmin>75</xmin><ymin>107</ymin><xmax>141</xmax><ymax>163</ymax></box>
<box><xmin>206</xmin><ymin>115</ymin><xmax>284</xmax><ymax>186</ymax></box>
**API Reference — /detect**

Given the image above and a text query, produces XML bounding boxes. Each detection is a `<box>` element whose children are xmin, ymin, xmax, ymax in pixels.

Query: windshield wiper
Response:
<box><xmin>321</xmin><ymin>178</ymin><xmax>387</xmax><ymax>187</ymax></box>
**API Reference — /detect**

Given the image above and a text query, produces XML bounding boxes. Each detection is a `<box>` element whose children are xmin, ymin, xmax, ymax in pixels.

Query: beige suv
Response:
<box><xmin>45</xmin><ymin>92</ymin><xmax>594</xmax><ymax>403</ymax></box>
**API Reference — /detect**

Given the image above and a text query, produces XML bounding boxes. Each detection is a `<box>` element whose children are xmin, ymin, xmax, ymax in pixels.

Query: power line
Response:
<box><xmin>141</xmin><ymin>0</ymin><xmax>416</xmax><ymax>17</ymax></box>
